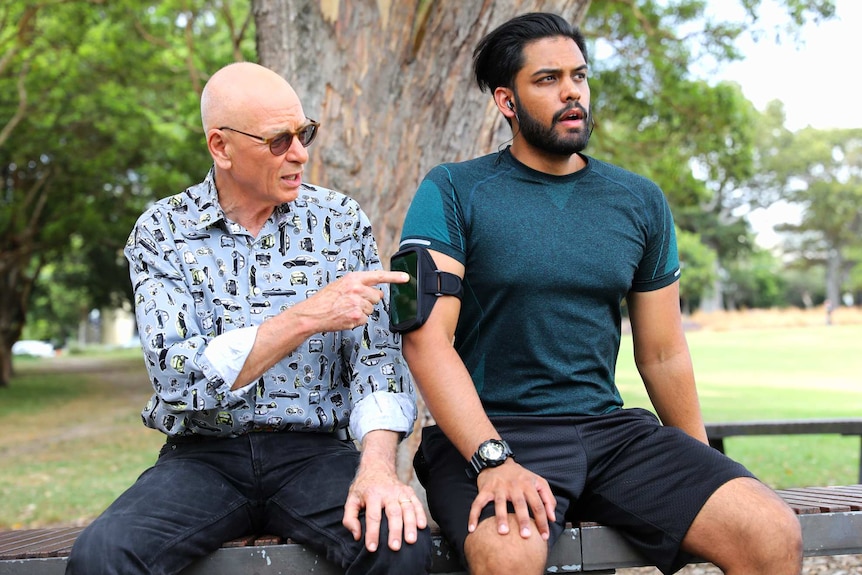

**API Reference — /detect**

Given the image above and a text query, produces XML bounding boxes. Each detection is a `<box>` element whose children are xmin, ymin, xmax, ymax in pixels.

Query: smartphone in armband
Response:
<box><xmin>389</xmin><ymin>245</ymin><xmax>462</xmax><ymax>333</ymax></box>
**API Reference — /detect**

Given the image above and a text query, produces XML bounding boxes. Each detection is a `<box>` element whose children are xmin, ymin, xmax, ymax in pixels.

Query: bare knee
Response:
<box><xmin>464</xmin><ymin>515</ymin><xmax>547</xmax><ymax>575</ymax></box>
<box><xmin>685</xmin><ymin>478</ymin><xmax>802</xmax><ymax>575</ymax></box>
<box><xmin>750</xmin><ymin>495</ymin><xmax>802</xmax><ymax>573</ymax></box>
<box><xmin>736</xmin><ymin>491</ymin><xmax>802</xmax><ymax>573</ymax></box>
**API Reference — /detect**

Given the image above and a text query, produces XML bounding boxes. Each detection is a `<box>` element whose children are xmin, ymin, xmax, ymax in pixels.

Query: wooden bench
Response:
<box><xmin>706</xmin><ymin>418</ymin><xmax>862</xmax><ymax>482</ymax></box>
<box><xmin>1</xmin><ymin>485</ymin><xmax>860</xmax><ymax>574</ymax></box>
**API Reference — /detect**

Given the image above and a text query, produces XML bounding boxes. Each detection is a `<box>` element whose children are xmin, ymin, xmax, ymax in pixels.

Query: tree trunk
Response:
<box><xmin>253</xmin><ymin>0</ymin><xmax>591</xmax><ymax>482</ymax></box>
<box><xmin>253</xmin><ymin>0</ymin><xmax>590</xmax><ymax>258</ymax></box>
<box><xmin>700</xmin><ymin>261</ymin><xmax>725</xmax><ymax>313</ymax></box>
<box><xmin>0</xmin><ymin>253</ymin><xmax>33</xmax><ymax>387</ymax></box>
<box><xmin>826</xmin><ymin>248</ymin><xmax>842</xmax><ymax>311</ymax></box>
<box><xmin>0</xmin><ymin>345</ymin><xmax>10</xmax><ymax>388</ymax></box>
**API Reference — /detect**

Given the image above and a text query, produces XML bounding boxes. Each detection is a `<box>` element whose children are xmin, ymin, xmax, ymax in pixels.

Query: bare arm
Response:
<box><xmin>401</xmin><ymin>266</ymin><xmax>495</xmax><ymax>458</ymax></box>
<box><xmin>627</xmin><ymin>282</ymin><xmax>708</xmax><ymax>443</ymax></box>
<box><xmin>402</xmin><ymin>250</ymin><xmax>556</xmax><ymax>540</ymax></box>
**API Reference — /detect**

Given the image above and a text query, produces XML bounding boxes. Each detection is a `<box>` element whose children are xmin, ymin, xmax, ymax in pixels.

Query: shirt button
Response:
<box><xmin>253</xmin><ymin>287</ymin><xmax>262</xmax><ymax>295</ymax></box>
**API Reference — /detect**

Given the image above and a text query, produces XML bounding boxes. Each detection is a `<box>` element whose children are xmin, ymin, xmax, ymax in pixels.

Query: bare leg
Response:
<box><xmin>683</xmin><ymin>477</ymin><xmax>802</xmax><ymax>575</ymax></box>
<box><xmin>463</xmin><ymin>514</ymin><xmax>548</xmax><ymax>575</ymax></box>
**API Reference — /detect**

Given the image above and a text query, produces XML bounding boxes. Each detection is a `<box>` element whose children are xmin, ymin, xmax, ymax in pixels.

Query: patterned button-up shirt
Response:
<box><xmin>124</xmin><ymin>168</ymin><xmax>415</xmax><ymax>442</ymax></box>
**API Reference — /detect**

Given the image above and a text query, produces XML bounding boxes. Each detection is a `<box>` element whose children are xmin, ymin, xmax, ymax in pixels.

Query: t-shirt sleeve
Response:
<box><xmin>399</xmin><ymin>165</ymin><xmax>467</xmax><ymax>264</ymax></box>
<box><xmin>630</xmin><ymin>189</ymin><xmax>681</xmax><ymax>292</ymax></box>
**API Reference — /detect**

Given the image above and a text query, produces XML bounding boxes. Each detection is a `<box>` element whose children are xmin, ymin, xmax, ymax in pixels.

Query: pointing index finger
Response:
<box><xmin>360</xmin><ymin>270</ymin><xmax>410</xmax><ymax>285</ymax></box>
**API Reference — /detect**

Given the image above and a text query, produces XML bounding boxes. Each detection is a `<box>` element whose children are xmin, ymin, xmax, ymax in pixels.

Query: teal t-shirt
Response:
<box><xmin>400</xmin><ymin>149</ymin><xmax>680</xmax><ymax>417</ymax></box>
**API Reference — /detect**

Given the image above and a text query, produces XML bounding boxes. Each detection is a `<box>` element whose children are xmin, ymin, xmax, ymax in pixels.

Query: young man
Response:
<box><xmin>399</xmin><ymin>13</ymin><xmax>802</xmax><ymax>575</ymax></box>
<box><xmin>66</xmin><ymin>62</ymin><xmax>431</xmax><ymax>575</ymax></box>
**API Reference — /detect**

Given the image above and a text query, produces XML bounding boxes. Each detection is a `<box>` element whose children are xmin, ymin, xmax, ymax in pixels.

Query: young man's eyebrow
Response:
<box><xmin>529</xmin><ymin>64</ymin><xmax>588</xmax><ymax>78</ymax></box>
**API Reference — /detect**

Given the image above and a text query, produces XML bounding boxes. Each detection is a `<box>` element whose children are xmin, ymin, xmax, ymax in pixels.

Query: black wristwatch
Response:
<box><xmin>466</xmin><ymin>439</ymin><xmax>514</xmax><ymax>479</ymax></box>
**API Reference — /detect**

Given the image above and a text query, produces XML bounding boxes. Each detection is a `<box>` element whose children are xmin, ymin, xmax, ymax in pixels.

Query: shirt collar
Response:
<box><xmin>187</xmin><ymin>167</ymin><xmax>227</xmax><ymax>231</ymax></box>
<box><xmin>184</xmin><ymin>167</ymin><xmax>299</xmax><ymax>235</ymax></box>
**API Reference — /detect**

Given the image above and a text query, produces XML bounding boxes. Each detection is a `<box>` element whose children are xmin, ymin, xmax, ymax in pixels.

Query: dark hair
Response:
<box><xmin>473</xmin><ymin>12</ymin><xmax>588</xmax><ymax>93</ymax></box>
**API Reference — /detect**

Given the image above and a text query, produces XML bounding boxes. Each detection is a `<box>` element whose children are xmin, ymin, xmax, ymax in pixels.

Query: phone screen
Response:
<box><xmin>390</xmin><ymin>251</ymin><xmax>419</xmax><ymax>329</ymax></box>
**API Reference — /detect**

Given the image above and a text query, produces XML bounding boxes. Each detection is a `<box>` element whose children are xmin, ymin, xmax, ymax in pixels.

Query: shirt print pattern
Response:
<box><xmin>125</xmin><ymin>169</ymin><xmax>413</xmax><ymax>438</ymax></box>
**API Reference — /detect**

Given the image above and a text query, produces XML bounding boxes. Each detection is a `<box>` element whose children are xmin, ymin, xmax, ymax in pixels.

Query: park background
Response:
<box><xmin>2</xmin><ymin>2</ymin><xmax>861</xmax><ymax>571</ymax></box>
<box><xmin>3</xmin><ymin>0</ymin><xmax>862</xmax><ymax>376</ymax></box>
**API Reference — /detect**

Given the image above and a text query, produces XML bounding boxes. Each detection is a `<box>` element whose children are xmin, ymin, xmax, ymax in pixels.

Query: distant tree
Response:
<box><xmin>781</xmin><ymin>265</ymin><xmax>826</xmax><ymax>309</ymax></box>
<box><xmin>723</xmin><ymin>248</ymin><xmax>787</xmax><ymax>310</ymax></box>
<box><xmin>845</xmin><ymin>243</ymin><xmax>862</xmax><ymax>302</ymax></box>
<box><xmin>771</xmin><ymin>128</ymin><xmax>862</xmax><ymax>308</ymax></box>
<box><xmin>0</xmin><ymin>0</ymin><xmax>255</xmax><ymax>386</ymax></box>
<box><xmin>22</xmin><ymin>238</ymin><xmax>93</xmax><ymax>346</ymax></box>
<box><xmin>676</xmin><ymin>228</ymin><xmax>718</xmax><ymax>314</ymax></box>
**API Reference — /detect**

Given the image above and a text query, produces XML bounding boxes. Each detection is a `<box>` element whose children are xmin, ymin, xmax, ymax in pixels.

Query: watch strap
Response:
<box><xmin>465</xmin><ymin>439</ymin><xmax>513</xmax><ymax>479</ymax></box>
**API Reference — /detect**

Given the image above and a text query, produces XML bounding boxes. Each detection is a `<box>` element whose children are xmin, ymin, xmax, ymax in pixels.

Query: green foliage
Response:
<box><xmin>723</xmin><ymin>247</ymin><xmax>787</xmax><ymax>309</ymax></box>
<box><xmin>780</xmin><ymin>265</ymin><xmax>826</xmax><ymax>307</ymax></box>
<box><xmin>676</xmin><ymin>226</ymin><xmax>717</xmax><ymax>310</ymax></box>
<box><xmin>23</xmin><ymin>236</ymin><xmax>100</xmax><ymax>345</ymax></box>
<box><xmin>583</xmin><ymin>0</ymin><xmax>837</xmax><ymax>309</ymax></box>
<box><xmin>0</xmin><ymin>0</ymin><xmax>256</xmax><ymax>362</ymax></box>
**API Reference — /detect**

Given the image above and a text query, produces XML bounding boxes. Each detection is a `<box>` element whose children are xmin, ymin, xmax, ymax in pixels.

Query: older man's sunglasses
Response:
<box><xmin>219</xmin><ymin>120</ymin><xmax>320</xmax><ymax>156</ymax></box>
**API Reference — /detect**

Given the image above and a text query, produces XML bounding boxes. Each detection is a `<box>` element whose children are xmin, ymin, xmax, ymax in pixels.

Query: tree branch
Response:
<box><xmin>181</xmin><ymin>3</ymin><xmax>202</xmax><ymax>95</ymax></box>
<box><xmin>0</xmin><ymin>61</ymin><xmax>29</xmax><ymax>147</ymax></box>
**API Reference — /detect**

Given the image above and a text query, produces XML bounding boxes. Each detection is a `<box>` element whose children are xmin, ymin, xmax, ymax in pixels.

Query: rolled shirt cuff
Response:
<box><xmin>201</xmin><ymin>326</ymin><xmax>258</xmax><ymax>390</ymax></box>
<box><xmin>349</xmin><ymin>390</ymin><xmax>418</xmax><ymax>444</ymax></box>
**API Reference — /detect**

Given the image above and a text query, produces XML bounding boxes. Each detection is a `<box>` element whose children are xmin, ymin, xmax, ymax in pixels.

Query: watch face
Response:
<box><xmin>480</xmin><ymin>440</ymin><xmax>504</xmax><ymax>461</ymax></box>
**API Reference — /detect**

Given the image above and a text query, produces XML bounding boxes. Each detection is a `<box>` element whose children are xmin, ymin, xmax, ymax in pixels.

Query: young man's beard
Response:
<box><xmin>516</xmin><ymin>103</ymin><xmax>592</xmax><ymax>156</ymax></box>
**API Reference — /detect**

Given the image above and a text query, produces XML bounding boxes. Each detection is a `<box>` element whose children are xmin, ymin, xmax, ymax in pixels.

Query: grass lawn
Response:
<box><xmin>1</xmin><ymin>319</ymin><xmax>860</xmax><ymax>529</ymax></box>
<box><xmin>617</xmin><ymin>323</ymin><xmax>862</xmax><ymax>489</ymax></box>
<box><xmin>0</xmin><ymin>352</ymin><xmax>164</xmax><ymax>529</ymax></box>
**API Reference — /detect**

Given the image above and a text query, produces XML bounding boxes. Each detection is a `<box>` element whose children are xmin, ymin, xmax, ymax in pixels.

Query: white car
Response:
<box><xmin>12</xmin><ymin>340</ymin><xmax>55</xmax><ymax>358</ymax></box>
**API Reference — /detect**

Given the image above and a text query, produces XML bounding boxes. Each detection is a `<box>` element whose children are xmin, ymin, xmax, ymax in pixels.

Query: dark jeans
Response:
<box><xmin>66</xmin><ymin>431</ymin><xmax>431</xmax><ymax>575</ymax></box>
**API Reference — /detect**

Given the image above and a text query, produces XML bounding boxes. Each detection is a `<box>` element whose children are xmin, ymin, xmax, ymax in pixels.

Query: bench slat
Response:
<box><xmin>779</xmin><ymin>495</ymin><xmax>851</xmax><ymax>513</ymax></box>
<box><xmin>0</xmin><ymin>528</ymin><xmax>84</xmax><ymax>558</ymax></box>
<box><xmin>777</xmin><ymin>485</ymin><xmax>862</xmax><ymax>513</ymax></box>
<box><xmin>219</xmin><ymin>535</ymin><xmax>258</xmax><ymax>548</ymax></box>
<box><xmin>782</xmin><ymin>486</ymin><xmax>862</xmax><ymax>502</ymax></box>
<box><xmin>2</xmin><ymin>485</ymin><xmax>860</xmax><ymax>573</ymax></box>
<box><xmin>781</xmin><ymin>501</ymin><xmax>825</xmax><ymax>515</ymax></box>
<box><xmin>782</xmin><ymin>492</ymin><xmax>862</xmax><ymax>509</ymax></box>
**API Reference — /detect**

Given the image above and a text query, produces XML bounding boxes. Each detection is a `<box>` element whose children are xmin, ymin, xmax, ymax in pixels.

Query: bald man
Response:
<box><xmin>66</xmin><ymin>62</ymin><xmax>432</xmax><ymax>575</ymax></box>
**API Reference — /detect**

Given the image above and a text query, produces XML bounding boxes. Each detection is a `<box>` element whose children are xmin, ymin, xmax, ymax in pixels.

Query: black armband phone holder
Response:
<box><xmin>388</xmin><ymin>245</ymin><xmax>462</xmax><ymax>333</ymax></box>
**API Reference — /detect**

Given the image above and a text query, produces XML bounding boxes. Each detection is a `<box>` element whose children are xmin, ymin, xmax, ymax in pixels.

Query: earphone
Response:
<box><xmin>506</xmin><ymin>100</ymin><xmax>514</xmax><ymax>110</ymax></box>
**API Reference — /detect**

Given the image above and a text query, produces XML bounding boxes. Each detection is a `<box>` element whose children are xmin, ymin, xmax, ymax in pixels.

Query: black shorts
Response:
<box><xmin>415</xmin><ymin>408</ymin><xmax>755</xmax><ymax>575</ymax></box>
